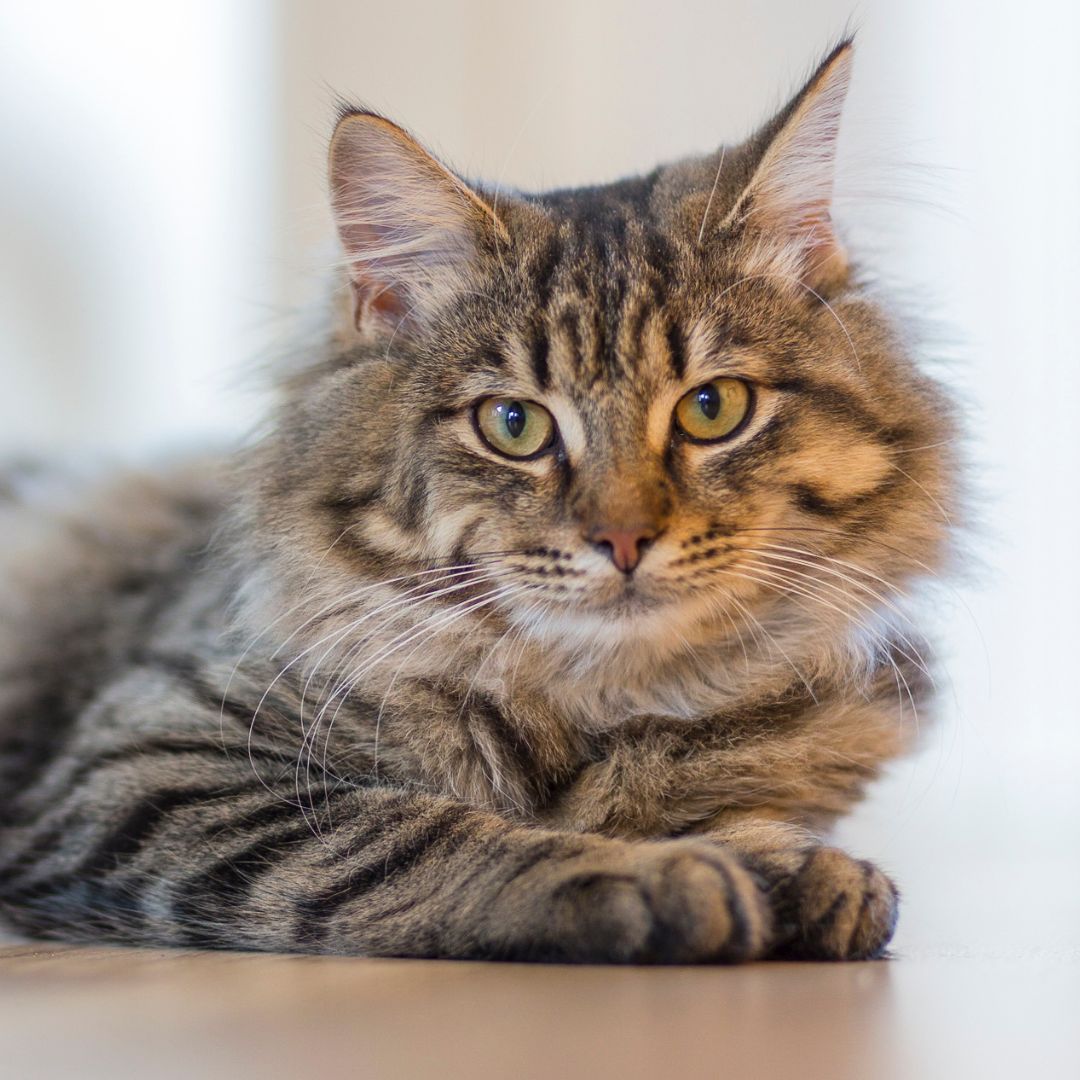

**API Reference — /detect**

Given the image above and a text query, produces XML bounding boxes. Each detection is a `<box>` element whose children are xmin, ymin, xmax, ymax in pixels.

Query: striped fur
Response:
<box><xmin>0</xmin><ymin>43</ymin><xmax>958</xmax><ymax>962</ymax></box>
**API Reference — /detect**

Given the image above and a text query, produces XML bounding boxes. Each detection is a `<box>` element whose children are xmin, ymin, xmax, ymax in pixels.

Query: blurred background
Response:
<box><xmin>1</xmin><ymin>0</ymin><xmax>1077</xmax><ymax>965</ymax></box>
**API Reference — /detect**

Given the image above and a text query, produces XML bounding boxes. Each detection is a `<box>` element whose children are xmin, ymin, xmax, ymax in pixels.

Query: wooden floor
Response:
<box><xmin>0</xmin><ymin>942</ymin><xmax>1063</xmax><ymax>1080</ymax></box>
<box><xmin>3</xmin><ymin>848</ymin><xmax>1077</xmax><ymax>1080</ymax></box>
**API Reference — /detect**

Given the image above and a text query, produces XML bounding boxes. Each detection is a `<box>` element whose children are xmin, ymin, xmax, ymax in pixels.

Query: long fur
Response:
<box><xmin>0</xmin><ymin>42</ymin><xmax>959</xmax><ymax>963</ymax></box>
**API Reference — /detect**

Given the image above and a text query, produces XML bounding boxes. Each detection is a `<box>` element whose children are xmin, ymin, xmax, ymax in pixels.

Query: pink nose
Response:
<box><xmin>587</xmin><ymin>526</ymin><xmax>659</xmax><ymax>574</ymax></box>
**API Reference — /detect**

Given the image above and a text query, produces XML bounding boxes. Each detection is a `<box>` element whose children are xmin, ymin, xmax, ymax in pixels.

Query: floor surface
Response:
<box><xmin>2</xmin><ymin>847</ymin><xmax>1077</xmax><ymax>1080</ymax></box>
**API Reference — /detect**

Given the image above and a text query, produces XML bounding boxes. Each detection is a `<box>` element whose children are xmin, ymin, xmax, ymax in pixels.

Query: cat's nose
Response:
<box><xmin>587</xmin><ymin>526</ymin><xmax>660</xmax><ymax>574</ymax></box>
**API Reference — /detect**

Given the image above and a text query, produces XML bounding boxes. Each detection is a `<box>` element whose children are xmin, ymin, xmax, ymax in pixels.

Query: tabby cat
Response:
<box><xmin>0</xmin><ymin>42</ymin><xmax>957</xmax><ymax>962</ymax></box>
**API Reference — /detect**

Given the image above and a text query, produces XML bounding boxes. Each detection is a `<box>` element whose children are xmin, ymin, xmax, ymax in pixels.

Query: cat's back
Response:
<box><xmin>0</xmin><ymin>458</ymin><xmax>230</xmax><ymax>802</ymax></box>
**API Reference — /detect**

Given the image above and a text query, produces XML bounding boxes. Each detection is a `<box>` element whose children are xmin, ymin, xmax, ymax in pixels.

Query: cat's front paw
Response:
<box><xmin>490</xmin><ymin>836</ymin><xmax>771</xmax><ymax>964</ymax></box>
<box><xmin>761</xmin><ymin>846</ymin><xmax>899</xmax><ymax>960</ymax></box>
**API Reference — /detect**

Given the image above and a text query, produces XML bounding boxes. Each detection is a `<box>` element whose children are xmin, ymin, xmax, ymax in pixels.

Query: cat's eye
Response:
<box><xmin>674</xmin><ymin>379</ymin><xmax>753</xmax><ymax>443</ymax></box>
<box><xmin>473</xmin><ymin>397</ymin><xmax>556</xmax><ymax>459</ymax></box>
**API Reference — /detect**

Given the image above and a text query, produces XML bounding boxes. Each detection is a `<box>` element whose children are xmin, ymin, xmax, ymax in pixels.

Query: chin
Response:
<box><xmin>509</xmin><ymin>581</ymin><xmax>730</xmax><ymax>667</ymax></box>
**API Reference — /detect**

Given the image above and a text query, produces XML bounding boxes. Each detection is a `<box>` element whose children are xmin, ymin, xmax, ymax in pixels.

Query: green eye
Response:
<box><xmin>474</xmin><ymin>397</ymin><xmax>556</xmax><ymax>459</ymax></box>
<box><xmin>674</xmin><ymin>379</ymin><xmax>753</xmax><ymax>442</ymax></box>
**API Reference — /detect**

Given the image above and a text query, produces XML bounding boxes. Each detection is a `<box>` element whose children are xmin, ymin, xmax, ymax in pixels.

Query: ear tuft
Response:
<box><xmin>329</xmin><ymin>112</ymin><xmax>505</xmax><ymax>333</ymax></box>
<box><xmin>725</xmin><ymin>41</ymin><xmax>854</xmax><ymax>291</ymax></box>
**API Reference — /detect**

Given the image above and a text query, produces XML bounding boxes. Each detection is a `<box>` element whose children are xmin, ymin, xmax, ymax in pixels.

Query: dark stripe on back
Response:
<box><xmin>1</xmin><ymin>781</ymin><xmax>264</xmax><ymax>901</ymax></box>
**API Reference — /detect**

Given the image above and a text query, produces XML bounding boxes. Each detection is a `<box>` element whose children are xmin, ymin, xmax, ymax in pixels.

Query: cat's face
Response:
<box><xmin>252</xmin><ymin>43</ymin><xmax>955</xmax><ymax>700</ymax></box>
<box><xmin>362</xmin><ymin>209</ymin><xmax>908</xmax><ymax>652</ymax></box>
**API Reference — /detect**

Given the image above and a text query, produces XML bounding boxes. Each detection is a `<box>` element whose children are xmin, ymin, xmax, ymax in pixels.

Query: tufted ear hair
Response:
<box><xmin>329</xmin><ymin>110</ymin><xmax>508</xmax><ymax>333</ymax></box>
<box><xmin>723</xmin><ymin>41</ymin><xmax>854</xmax><ymax>292</ymax></box>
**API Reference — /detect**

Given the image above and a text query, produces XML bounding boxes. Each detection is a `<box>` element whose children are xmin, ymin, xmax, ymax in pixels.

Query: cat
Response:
<box><xmin>0</xmin><ymin>40</ymin><xmax>957</xmax><ymax>963</ymax></box>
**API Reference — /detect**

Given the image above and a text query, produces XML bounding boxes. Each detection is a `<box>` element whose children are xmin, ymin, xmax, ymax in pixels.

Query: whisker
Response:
<box><xmin>720</xmin><ymin>566</ymin><xmax>900</xmax><ymax>719</ymax></box>
<box><xmin>887</xmin><ymin>461</ymin><xmax>952</xmax><ymax>525</ymax></box>
<box><xmin>505</xmin><ymin>596</ymin><xmax>548</xmax><ymax>698</ymax></box>
<box><xmin>294</xmin><ymin>568</ymin><xmax>518</xmax><ymax>789</ymax></box>
<box><xmin>296</xmin><ymin>565</ymin><xmax>515</xmax><ymax>725</ymax></box>
<box><xmin>369</xmin><ymin>579</ymin><xmax>520</xmax><ymax>781</ymax></box>
<box><xmin>747</xmin><ymin>548</ymin><xmax>931</xmax><ymax>674</ymax></box>
<box><xmin>747</xmin><ymin>541</ymin><xmax>908</xmax><ymax>598</ymax></box>
<box><xmin>317</xmin><ymin>580</ymin><xmax>533</xmax><ymax>722</ymax></box>
<box><xmin>890</xmin><ymin>438</ymin><xmax>958</xmax><ymax>455</ymax></box>
<box><xmin>256</xmin><ymin>566</ymin><xmax>511</xmax><ymax>748</ymax></box>
<box><xmin>696</xmin><ymin>146</ymin><xmax>727</xmax><ymax>246</ymax></box>
<box><xmin>710</xmin><ymin>270</ymin><xmax>862</xmax><ymax>371</ymax></box>
<box><xmin>718</xmin><ymin>580</ymin><xmax>819</xmax><ymax>703</ymax></box>
<box><xmin>737</xmin><ymin>558</ymin><xmax>932</xmax><ymax>684</ymax></box>
<box><xmin>241</xmin><ymin>565</ymin><xmax>514</xmax><ymax>821</ymax></box>
<box><xmin>271</xmin><ymin>559</ymin><xmax>512</xmax><ymax>661</ymax></box>
<box><xmin>306</xmin><ymin>582</ymin><xmax>537</xmax><ymax>801</ymax></box>
<box><xmin>711</xmin><ymin>560</ymin><xmax>924</xmax><ymax>734</ymax></box>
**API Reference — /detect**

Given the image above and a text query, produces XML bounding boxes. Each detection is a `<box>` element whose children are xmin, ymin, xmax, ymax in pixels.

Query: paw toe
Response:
<box><xmin>773</xmin><ymin>842</ymin><xmax>898</xmax><ymax>963</ymax></box>
<box><xmin>780</xmin><ymin>848</ymin><xmax>898</xmax><ymax>961</ymax></box>
<box><xmin>643</xmin><ymin>843</ymin><xmax>771</xmax><ymax>963</ymax></box>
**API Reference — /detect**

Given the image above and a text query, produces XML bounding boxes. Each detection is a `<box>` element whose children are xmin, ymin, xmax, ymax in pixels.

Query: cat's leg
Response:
<box><xmin>703</xmin><ymin>813</ymin><xmax>899</xmax><ymax>961</ymax></box>
<box><xmin>542</xmin><ymin>758</ymin><xmax>899</xmax><ymax>960</ymax></box>
<box><xmin>545</xmin><ymin>780</ymin><xmax>897</xmax><ymax>961</ymax></box>
<box><xmin>0</xmin><ymin>735</ymin><xmax>771</xmax><ymax>962</ymax></box>
<box><xmin>539</xmin><ymin>671</ymin><xmax>911</xmax><ymax>961</ymax></box>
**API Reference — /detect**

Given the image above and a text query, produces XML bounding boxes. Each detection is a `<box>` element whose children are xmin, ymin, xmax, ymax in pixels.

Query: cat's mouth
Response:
<box><xmin>576</xmin><ymin>564</ymin><xmax>724</xmax><ymax>612</ymax></box>
<box><xmin>541</xmin><ymin>571</ymin><xmax>715</xmax><ymax>629</ymax></box>
<box><xmin>514</xmin><ymin>584</ymin><xmax>727</xmax><ymax>662</ymax></box>
<box><xmin>594</xmin><ymin>581</ymin><xmax>657</xmax><ymax>615</ymax></box>
<box><xmin>521</xmin><ymin>558</ymin><xmax>764</xmax><ymax>642</ymax></box>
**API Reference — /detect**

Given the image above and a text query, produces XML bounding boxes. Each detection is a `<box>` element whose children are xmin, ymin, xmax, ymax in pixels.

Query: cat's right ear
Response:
<box><xmin>715</xmin><ymin>42</ymin><xmax>854</xmax><ymax>292</ymax></box>
<box><xmin>329</xmin><ymin>111</ymin><xmax>507</xmax><ymax>333</ymax></box>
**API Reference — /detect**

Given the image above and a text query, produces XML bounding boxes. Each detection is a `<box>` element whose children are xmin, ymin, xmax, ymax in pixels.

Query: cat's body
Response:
<box><xmin>0</xmin><ymin>43</ymin><xmax>958</xmax><ymax>962</ymax></box>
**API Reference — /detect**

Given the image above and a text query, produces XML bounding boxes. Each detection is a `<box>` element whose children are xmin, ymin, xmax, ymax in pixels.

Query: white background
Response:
<box><xmin>1</xmin><ymin>0</ymin><xmax>1078</xmax><ymax>959</ymax></box>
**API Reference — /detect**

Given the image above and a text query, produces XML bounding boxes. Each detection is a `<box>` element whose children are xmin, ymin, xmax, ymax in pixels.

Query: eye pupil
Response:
<box><xmin>505</xmin><ymin>401</ymin><xmax>527</xmax><ymax>438</ymax></box>
<box><xmin>697</xmin><ymin>384</ymin><xmax>720</xmax><ymax>420</ymax></box>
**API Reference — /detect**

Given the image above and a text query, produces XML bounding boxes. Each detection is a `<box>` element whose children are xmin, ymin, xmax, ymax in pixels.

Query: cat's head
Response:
<box><xmin>247</xmin><ymin>42</ymin><xmax>957</xmax><ymax>714</ymax></box>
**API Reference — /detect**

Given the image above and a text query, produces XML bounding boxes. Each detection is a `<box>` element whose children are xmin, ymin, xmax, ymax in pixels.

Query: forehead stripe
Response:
<box><xmin>665</xmin><ymin>321</ymin><xmax>687</xmax><ymax>381</ymax></box>
<box><xmin>530</xmin><ymin>328</ymin><xmax>551</xmax><ymax>390</ymax></box>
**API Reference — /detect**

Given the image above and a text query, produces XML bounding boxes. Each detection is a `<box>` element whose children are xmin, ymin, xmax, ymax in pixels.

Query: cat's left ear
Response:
<box><xmin>329</xmin><ymin>110</ymin><xmax>507</xmax><ymax>333</ymax></box>
<box><xmin>723</xmin><ymin>41</ymin><xmax>853</xmax><ymax>291</ymax></box>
